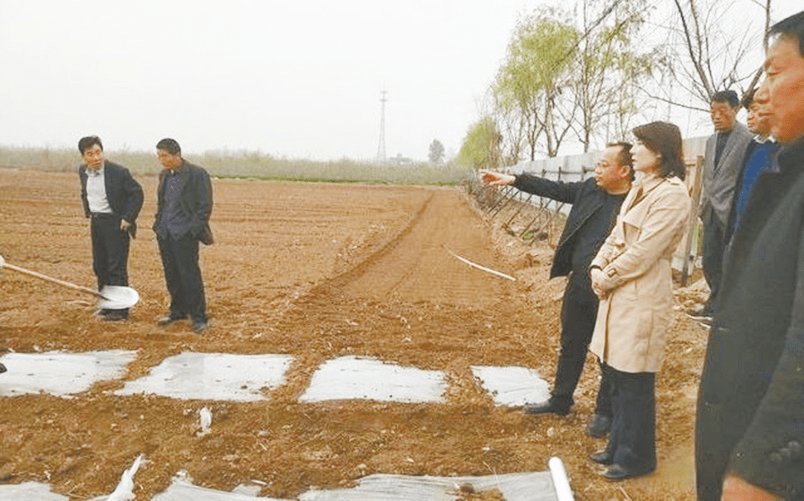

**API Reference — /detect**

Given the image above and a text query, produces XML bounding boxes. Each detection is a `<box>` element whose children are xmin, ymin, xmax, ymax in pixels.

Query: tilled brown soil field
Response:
<box><xmin>0</xmin><ymin>169</ymin><xmax>706</xmax><ymax>500</ymax></box>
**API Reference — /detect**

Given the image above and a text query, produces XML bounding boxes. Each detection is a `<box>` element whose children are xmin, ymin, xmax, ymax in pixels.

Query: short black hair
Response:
<box><xmin>78</xmin><ymin>136</ymin><xmax>102</xmax><ymax>154</ymax></box>
<box><xmin>770</xmin><ymin>10</ymin><xmax>804</xmax><ymax>56</ymax></box>
<box><xmin>742</xmin><ymin>88</ymin><xmax>757</xmax><ymax>110</ymax></box>
<box><xmin>711</xmin><ymin>90</ymin><xmax>740</xmax><ymax>108</ymax></box>
<box><xmin>632</xmin><ymin>121</ymin><xmax>686</xmax><ymax>181</ymax></box>
<box><xmin>156</xmin><ymin>138</ymin><xmax>181</xmax><ymax>155</ymax></box>
<box><xmin>607</xmin><ymin>141</ymin><xmax>635</xmax><ymax>181</ymax></box>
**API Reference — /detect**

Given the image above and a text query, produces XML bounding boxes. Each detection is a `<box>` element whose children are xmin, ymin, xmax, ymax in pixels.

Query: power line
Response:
<box><xmin>377</xmin><ymin>90</ymin><xmax>387</xmax><ymax>163</ymax></box>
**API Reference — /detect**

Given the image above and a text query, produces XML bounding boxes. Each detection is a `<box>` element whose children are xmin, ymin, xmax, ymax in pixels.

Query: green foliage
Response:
<box><xmin>0</xmin><ymin>145</ymin><xmax>473</xmax><ymax>186</ymax></box>
<box><xmin>486</xmin><ymin>0</ymin><xmax>653</xmax><ymax>159</ymax></box>
<box><xmin>493</xmin><ymin>9</ymin><xmax>580</xmax><ymax>159</ymax></box>
<box><xmin>498</xmin><ymin>12</ymin><xmax>578</xmax><ymax>103</ymax></box>
<box><xmin>456</xmin><ymin>117</ymin><xmax>498</xmax><ymax>169</ymax></box>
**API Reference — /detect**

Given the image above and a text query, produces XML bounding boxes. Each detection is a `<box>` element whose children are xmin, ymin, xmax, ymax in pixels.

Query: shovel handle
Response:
<box><xmin>1</xmin><ymin>262</ymin><xmax>107</xmax><ymax>299</ymax></box>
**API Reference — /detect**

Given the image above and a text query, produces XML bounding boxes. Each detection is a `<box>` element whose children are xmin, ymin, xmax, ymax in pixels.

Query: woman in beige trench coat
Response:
<box><xmin>588</xmin><ymin>121</ymin><xmax>691</xmax><ymax>481</ymax></box>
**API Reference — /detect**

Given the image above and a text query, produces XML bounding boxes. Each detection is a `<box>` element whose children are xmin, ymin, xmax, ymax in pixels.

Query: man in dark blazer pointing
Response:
<box><xmin>480</xmin><ymin>142</ymin><xmax>633</xmax><ymax>437</ymax></box>
<box><xmin>153</xmin><ymin>138</ymin><xmax>213</xmax><ymax>334</ymax></box>
<box><xmin>78</xmin><ymin>136</ymin><xmax>143</xmax><ymax>321</ymax></box>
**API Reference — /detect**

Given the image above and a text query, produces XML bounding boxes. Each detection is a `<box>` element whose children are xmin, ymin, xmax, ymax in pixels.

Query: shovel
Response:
<box><xmin>1</xmin><ymin>262</ymin><xmax>140</xmax><ymax>310</ymax></box>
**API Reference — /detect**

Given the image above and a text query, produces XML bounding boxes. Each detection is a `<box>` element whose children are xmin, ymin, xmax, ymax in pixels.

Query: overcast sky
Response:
<box><xmin>0</xmin><ymin>0</ymin><xmax>801</xmax><ymax>161</ymax></box>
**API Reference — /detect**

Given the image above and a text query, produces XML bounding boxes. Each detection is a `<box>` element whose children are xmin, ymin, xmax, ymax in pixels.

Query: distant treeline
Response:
<box><xmin>0</xmin><ymin>145</ymin><xmax>473</xmax><ymax>186</ymax></box>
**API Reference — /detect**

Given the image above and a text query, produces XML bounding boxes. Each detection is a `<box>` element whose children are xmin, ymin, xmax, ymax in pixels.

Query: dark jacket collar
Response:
<box><xmin>775</xmin><ymin>138</ymin><xmax>804</xmax><ymax>174</ymax></box>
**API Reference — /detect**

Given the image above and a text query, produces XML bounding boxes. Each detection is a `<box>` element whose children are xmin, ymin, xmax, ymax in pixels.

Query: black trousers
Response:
<box><xmin>603</xmin><ymin>363</ymin><xmax>657</xmax><ymax>472</ymax></box>
<box><xmin>157</xmin><ymin>234</ymin><xmax>207</xmax><ymax>323</ymax></box>
<box><xmin>550</xmin><ymin>271</ymin><xmax>613</xmax><ymax>416</ymax></box>
<box><xmin>702</xmin><ymin>216</ymin><xmax>725</xmax><ymax>307</ymax></box>
<box><xmin>90</xmin><ymin>214</ymin><xmax>130</xmax><ymax>312</ymax></box>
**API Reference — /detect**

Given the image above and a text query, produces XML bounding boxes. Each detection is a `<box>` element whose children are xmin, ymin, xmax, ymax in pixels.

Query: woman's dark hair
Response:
<box><xmin>632</xmin><ymin>121</ymin><xmax>686</xmax><ymax>181</ymax></box>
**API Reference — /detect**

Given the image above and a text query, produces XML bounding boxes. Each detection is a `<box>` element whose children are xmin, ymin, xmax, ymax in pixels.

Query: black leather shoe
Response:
<box><xmin>192</xmin><ymin>321</ymin><xmax>209</xmax><ymax>334</ymax></box>
<box><xmin>523</xmin><ymin>401</ymin><xmax>570</xmax><ymax>416</ymax></box>
<box><xmin>587</xmin><ymin>413</ymin><xmax>612</xmax><ymax>438</ymax></box>
<box><xmin>602</xmin><ymin>464</ymin><xmax>655</xmax><ymax>481</ymax></box>
<box><xmin>589</xmin><ymin>450</ymin><xmax>613</xmax><ymax>465</ymax></box>
<box><xmin>158</xmin><ymin>314</ymin><xmax>187</xmax><ymax>326</ymax></box>
<box><xmin>102</xmin><ymin>311</ymin><xmax>128</xmax><ymax>322</ymax></box>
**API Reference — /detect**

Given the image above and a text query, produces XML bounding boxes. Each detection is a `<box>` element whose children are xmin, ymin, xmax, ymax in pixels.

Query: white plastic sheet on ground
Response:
<box><xmin>0</xmin><ymin>350</ymin><xmax>137</xmax><ymax>397</ymax></box>
<box><xmin>299</xmin><ymin>472</ymin><xmax>558</xmax><ymax>501</ymax></box>
<box><xmin>0</xmin><ymin>481</ymin><xmax>69</xmax><ymax>500</ymax></box>
<box><xmin>150</xmin><ymin>472</ymin><xmax>561</xmax><ymax>500</ymax></box>
<box><xmin>152</xmin><ymin>477</ymin><xmax>282</xmax><ymax>500</ymax></box>
<box><xmin>115</xmin><ymin>353</ymin><xmax>294</xmax><ymax>402</ymax></box>
<box><xmin>471</xmin><ymin>365</ymin><xmax>551</xmax><ymax>407</ymax></box>
<box><xmin>299</xmin><ymin>356</ymin><xmax>446</xmax><ymax>403</ymax></box>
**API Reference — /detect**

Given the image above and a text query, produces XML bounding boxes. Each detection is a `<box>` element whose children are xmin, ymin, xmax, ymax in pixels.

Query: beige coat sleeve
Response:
<box><xmin>592</xmin><ymin>181</ymin><xmax>690</xmax><ymax>291</ymax></box>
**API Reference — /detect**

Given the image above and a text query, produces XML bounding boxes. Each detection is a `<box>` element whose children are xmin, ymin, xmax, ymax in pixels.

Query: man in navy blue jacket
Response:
<box><xmin>724</xmin><ymin>87</ymin><xmax>778</xmax><ymax>244</ymax></box>
<box><xmin>480</xmin><ymin>143</ymin><xmax>633</xmax><ymax>436</ymax></box>
<box><xmin>153</xmin><ymin>138</ymin><xmax>214</xmax><ymax>334</ymax></box>
<box><xmin>78</xmin><ymin>136</ymin><xmax>143</xmax><ymax>321</ymax></box>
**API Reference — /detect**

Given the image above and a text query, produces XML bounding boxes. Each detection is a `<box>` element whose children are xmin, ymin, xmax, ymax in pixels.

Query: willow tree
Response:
<box><xmin>457</xmin><ymin>117</ymin><xmax>500</xmax><ymax>169</ymax></box>
<box><xmin>494</xmin><ymin>10</ymin><xmax>579</xmax><ymax>159</ymax></box>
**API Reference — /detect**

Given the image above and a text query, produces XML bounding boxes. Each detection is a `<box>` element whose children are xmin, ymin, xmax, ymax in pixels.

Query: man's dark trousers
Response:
<box><xmin>701</xmin><ymin>216</ymin><xmax>725</xmax><ymax>308</ymax></box>
<box><xmin>157</xmin><ymin>234</ymin><xmax>207</xmax><ymax>323</ymax></box>
<box><xmin>91</xmin><ymin>213</ymin><xmax>130</xmax><ymax>289</ymax></box>
<box><xmin>550</xmin><ymin>271</ymin><xmax>612</xmax><ymax>416</ymax></box>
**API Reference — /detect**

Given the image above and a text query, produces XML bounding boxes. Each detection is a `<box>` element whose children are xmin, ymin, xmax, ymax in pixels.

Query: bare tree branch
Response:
<box><xmin>673</xmin><ymin>0</ymin><xmax>714</xmax><ymax>99</ymax></box>
<box><xmin>643</xmin><ymin>89</ymin><xmax>710</xmax><ymax>113</ymax></box>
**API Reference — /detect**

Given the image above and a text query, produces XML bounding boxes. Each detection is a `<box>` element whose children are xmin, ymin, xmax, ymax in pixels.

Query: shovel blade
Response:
<box><xmin>98</xmin><ymin>286</ymin><xmax>140</xmax><ymax>310</ymax></box>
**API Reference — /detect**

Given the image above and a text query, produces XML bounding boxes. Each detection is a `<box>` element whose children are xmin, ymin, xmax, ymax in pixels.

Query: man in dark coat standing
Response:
<box><xmin>480</xmin><ymin>142</ymin><xmax>633</xmax><ymax>437</ymax></box>
<box><xmin>153</xmin><ymin>138</ymin><xmax>213</xmax><ymax>334</ymax></box>
<box><xmin>78</xmin><ymin>136</ymin><xmax>143</xmax><ymax>321</ymax></box>
<box><xmin>696</xmin><ymin>10</ymin><xmax>804</xmax><ymax>500</ymax></box>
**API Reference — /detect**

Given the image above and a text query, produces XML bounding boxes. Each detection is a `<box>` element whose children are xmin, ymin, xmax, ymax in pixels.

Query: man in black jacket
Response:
<box><xmin>696</xmin><ymin>10</ymin><xmax>804</xmax><ymax>500</ymax></box>
<box><xmin>78</xmin><ymin>136</ymin><xmax>143</xmax><ymax>321</ymax></box>
<box><xmin>153</xmin><ymin>138</ymin><xmax>214</xmax><ymax>334</ymax></box>
<box><xmin>480</xmin><ymin>143</ymin><xmax>633</xmax><ymax>436</ymax></box>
